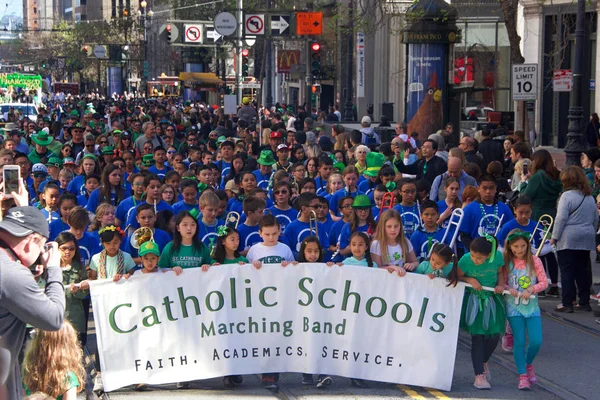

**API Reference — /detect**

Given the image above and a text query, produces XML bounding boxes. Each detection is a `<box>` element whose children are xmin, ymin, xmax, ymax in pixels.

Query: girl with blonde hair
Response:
<box><xmin>89</xmin><ymin>203</ymin><xmax>116</xmax><ymax>232</ymax></box>
<box><xmin>22</xmin><ymin>321</ymin><xmax>86</xmax><ymax>399</ymax></box>
<box><xmin>370</xmin><ymin>209</ymin><xmax>418</xmax><ymax>273</ymax></box>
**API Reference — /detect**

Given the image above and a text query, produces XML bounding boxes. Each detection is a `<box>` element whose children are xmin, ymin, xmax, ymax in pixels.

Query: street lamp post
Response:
<box><xmin>343</xmin><ymin>0</ymin><xmax>354</xmax><ymax>122</ymax></box>
<box><xmin>138</xmin><ymin>1</ymin><xmax>153</xmax><ymax>98</ymax></box>
<box><xmin>564</xmin><ymin>0</ymin><xmax>586</xmax><ymax>165</ymax></box>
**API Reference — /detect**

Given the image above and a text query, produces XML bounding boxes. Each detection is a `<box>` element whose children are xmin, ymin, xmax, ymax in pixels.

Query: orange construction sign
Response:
<box><xmin>296</xmin><ymin>12</ymin><xmax>323</xmax><ymax>35</ymax></box>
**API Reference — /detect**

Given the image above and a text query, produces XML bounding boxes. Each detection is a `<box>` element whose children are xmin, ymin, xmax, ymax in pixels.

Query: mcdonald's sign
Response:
<box><xmin>277</xmin><ymin>50</ymin><xmax>301</xmax><ymax>73</ymax></box>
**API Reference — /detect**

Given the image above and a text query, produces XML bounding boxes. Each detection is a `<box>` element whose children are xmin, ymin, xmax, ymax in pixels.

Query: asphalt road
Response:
<box><xmin>84</xmin><ymin>259</ymin><xmax>600</xmax><ymax>400</ymax></box>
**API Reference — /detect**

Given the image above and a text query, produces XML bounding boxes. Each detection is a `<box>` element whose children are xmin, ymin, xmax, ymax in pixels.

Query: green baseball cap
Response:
<box><xmin>139</xmin><ymin>241</ymin><xmax>160</xmax><ymax>257</ymax></box>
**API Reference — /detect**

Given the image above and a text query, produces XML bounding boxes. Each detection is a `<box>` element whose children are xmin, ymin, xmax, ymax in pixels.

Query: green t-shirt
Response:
<box><xmin>158</xmin><ymin>242</ymin><xmax>212</xmax><ymax>269</ymax></box>
<box><xmin>458</xmin><ymin>250</ymin><xmax>503</xmax><ymax>288</ymax></box>
<box><xmin>24</xmin><ymin>371</ymin><xmax>79</xmax><ymax>399</ymax></box>
<box><xmin>222</xmin><ymin>256</ymin><xmax>248</xmax><ymax>264</ymax></box>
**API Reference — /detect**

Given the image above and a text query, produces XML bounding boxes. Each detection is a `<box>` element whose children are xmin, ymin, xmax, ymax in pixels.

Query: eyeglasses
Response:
<box><xmin>354</xmin><ymin>207</ymin><xmax>370</xmax><ymax>211</ymax></box>
<box><xmin>100</xmin><ymin>141</ymin><xmax>108</xmax><ymax>145</ymax></box>
<box><xmin>133</xmin><ymin>182</ymin><xmax>144</xmax><ymax>187</ymax></box>
<box><xmin>402</xmin><ymin>189</ymin><xmax>417</xmax><ymax>194</ymax></box>
<box><xmin>274</xmin><ymin>190</ymin><xmax>289</xmax><ymax>195</ymax></box>
<box><xmin>122</xmin><ymin>137</ymin><xmax>131</xmax><ymax>140</ymax></box>
<box><xmin>166</xmin><ymin>128</ymin><xmax>175</xmax><ymax>131</ymax></box>
<box><xmin>167</xmin><ymin>150</ymin><xmax>177</xmax><ymax>154</ymax></box>
<box><xmin>187</xmin><ymin>138</ymin><xmax>196</xmax><ymax>142</ymax></box>
<box><xmin>33</xmin><ymin>173</ymin><xmax>47</xmax><ymax>179</ymax></box>
<box><xmin>59</xmin><ymin>246</ymin><xmax>76</xmax><ymax>252</ymax></box>
<box><xmin>308</xmin><ymin>204</ymin><xmax>320</xmax><ymax>209</ymax></box>
<box><xmin>113</xmin><ymin>163</ymin><xmax>125</xmax><ymax>168</ymax></box>
<box><xmin>340</xmin><ymin>204</ymin><xmax>353</xmax><ymax>209</ymax></box>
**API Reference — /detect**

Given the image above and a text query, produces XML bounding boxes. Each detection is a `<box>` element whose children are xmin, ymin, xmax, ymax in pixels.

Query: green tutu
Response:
<box><xmin>460</xmin><ymin>289</ymin><xmax>506</xmax><ymax>335</ymax></box>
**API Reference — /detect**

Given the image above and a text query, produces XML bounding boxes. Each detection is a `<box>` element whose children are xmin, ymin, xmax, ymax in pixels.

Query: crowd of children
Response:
<box><xmin>13</xmin><ymin>133</ymin><xmax>558</xmax><ymax>397</ymax></box>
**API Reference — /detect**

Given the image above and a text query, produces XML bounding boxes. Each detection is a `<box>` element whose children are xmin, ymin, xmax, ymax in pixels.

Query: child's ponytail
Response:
<box><xmin>447</xmin><ymin>254</ymin><xmax>459</xmax><ymax>287</ymax></box>
<box><xmin>365</xmin><ymin>246</ymin><xmax>374</xmax><ymax>268</ymax></box>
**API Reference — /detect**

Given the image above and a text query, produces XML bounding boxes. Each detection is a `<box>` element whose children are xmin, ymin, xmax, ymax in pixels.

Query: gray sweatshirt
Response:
<box><xmin>552</xmin><ymin>190</ymin><xmax>599</xmax><ymax>252</ymax></box>
<box><xmin>0</xmin><ymin>251</ymin><xmax>65</xmax><ymax>400</ymax></box>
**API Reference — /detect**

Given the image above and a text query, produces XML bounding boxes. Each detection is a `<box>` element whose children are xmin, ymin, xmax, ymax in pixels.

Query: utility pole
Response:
<box><xmin>265</xmin><ymin>0</ymin><xmax>273</xmax><ymax>109</ymax></box>
<box><xmin>343</xmin><ymin>0</ymin><xmax>354</xmax><ymax>121</ymax></box>
<box><xmin>305</xmin><ymin>2</ymin><xmax>314</xmax><ymax>113</ymax></box>
<box><xmin>236</xmin><ymin>0</ymin><xmax>243</xmax><ymax>106</ymax></box>
<box><xmin>564</xmin><ymin>0</ymin><xmax>586</xmax><ymax>165</ymax></box>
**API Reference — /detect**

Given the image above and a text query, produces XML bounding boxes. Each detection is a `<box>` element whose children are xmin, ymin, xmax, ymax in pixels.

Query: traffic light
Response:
<box><xmin>81</xmin><ymin>45</ymin><xmax>90</xmax><ymax>56</ymax></box>
<box><xmin>241</xmin><ymin>49</ymin><xmax>249</xmax><ymax>77</ymax></box>
<box><xmin>311</xmin><ymin>42</ymin><xmax>321</xmax><ymax>78</ymax></box>
<box><xmin>166</xmin><ymin>25</ymin><xmax>172</xmax><ymax>42</ymax></box>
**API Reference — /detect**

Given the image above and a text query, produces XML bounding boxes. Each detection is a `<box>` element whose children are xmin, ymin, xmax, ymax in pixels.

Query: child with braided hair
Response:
<box><xmin>87</xmin><ymin>225</ymin><xmax>135</xmax><ymax>281</ymax></box>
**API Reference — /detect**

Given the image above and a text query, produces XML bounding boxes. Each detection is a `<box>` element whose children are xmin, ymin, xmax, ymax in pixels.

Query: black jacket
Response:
<box><xmin>478</xmin><ymin>138</ymin><xmax>505</xmax><ymax>165</ymax></box>
<box><xmin>394</xmin><ymin>155</ymin><xmax>448</xmax><ymax>185</ymax></box>
<box><xmin>464</xmin><ymin>150</ymin><xmax>487</xmax><ymax>173</ymax></box>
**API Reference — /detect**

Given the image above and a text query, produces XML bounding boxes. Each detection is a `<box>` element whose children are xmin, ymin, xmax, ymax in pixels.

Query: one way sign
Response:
<box><xmin>270</xmin><ymin>15</ymin><xmax>290</xmax><ymax>36</ymax></box>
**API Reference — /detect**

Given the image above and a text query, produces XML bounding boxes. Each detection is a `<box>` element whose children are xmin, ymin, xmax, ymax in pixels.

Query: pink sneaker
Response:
<box><xmin>474</xmin><ymin>374</ymin><xmax>491</xmax><ymax>390</ymax></box>
<box><xmin>518</xmin><ymin>374</ymin><xmax>531</xmax><ymax>390</ymax></box>
<box><xmin>526</xmin><ymin>364</ymin><xmax>537</xmax><ymax>384</ymax></box>
<box><xmin>502</xmin><ymin>334</ymin><xmax>514</xmax><ymax>352</ymax></box>
<box><xmin>483</xmin><ymin>363</ymin><xmax>491</xmax><ymax>382</ymax></box>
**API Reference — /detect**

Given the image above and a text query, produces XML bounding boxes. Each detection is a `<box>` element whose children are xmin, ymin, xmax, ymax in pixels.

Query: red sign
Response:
<box><xmin>553</xmin><ymin>69</ymin><xmax>572</xmax><ymax>92</ymax></box>
<box><xmin>277</xmin><ymin>50</ymin><xmax>301</xmax><ymax>73</ymax></box>
<box><xmin>296</xmin><ymin>12</ymin><xmax>323</xmax><ymax>35</ymax></box>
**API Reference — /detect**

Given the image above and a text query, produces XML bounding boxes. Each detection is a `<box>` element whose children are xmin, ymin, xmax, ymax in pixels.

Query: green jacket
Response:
<box><xmin>521</xmin><ymin>170</ymin><xmax>563</xmax><ymax>220</ymax></box>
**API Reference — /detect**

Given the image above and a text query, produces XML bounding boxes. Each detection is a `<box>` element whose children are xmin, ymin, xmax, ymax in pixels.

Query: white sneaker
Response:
<box><xmin>93</xmin><ymin>375</ymin><xmax>104</xmax><ymax>393</ymax></box>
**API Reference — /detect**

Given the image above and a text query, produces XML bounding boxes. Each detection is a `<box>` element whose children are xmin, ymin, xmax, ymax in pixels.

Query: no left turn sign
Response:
<box><xmin>245</xmin><ymin>14</ymin><xmax>265</xmax><ymax>35</ymax></box>
<box><xmin>184</xmin><ymin>24</ymin><xmax>203</xmax><ymax>43</ymax></box>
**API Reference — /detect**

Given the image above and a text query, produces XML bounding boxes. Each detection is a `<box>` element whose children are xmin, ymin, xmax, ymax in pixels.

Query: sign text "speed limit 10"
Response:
<box><xmin>512</xmin><ymin>64</ymin><xmax>538</xmax><ymax>101</ymax></box>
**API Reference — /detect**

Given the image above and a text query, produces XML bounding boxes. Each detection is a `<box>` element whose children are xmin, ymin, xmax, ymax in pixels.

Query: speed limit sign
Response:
<box><xmin>512</xmin><ymin>64</ymin><xmax>538</xmax><ymax>100</ymax></box>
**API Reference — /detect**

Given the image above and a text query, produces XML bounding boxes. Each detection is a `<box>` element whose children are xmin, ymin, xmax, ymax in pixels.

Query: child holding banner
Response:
<box><xmin>414</xmin><ymin>242</ymin><xmax>455</xmax><ymax>279</ymax></box>
<box><xmin>501</xmin><ymin>229</ymin><xmax>548</xmax><ymax>390</ymax></box>
<box><xmin>370</xmin><ymin>209</ymin><xmax>418</xmax><ymax>274</ymax></box>
<box><xmin>448</xmin><ymin>236</ymin><xmax>505</xmax><ymax>390</ymax></box>
<box><xmin>211</xmin><ymin>226</ymin><xmax>248</xmax><ymax>265</ymax></box>
<box><xmin>158</xmin><ymin>211</ymin><xmax>212</xmax><ymax>270</ymax></box>
<box><xmin>88</xmin><ymin>225</ymin><xmax>135</xmax><ymax>281</ymax></box>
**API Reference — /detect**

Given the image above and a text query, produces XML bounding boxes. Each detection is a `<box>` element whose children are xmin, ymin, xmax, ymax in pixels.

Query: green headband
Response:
<box><xmin>386</xmin><ymin>181</ymin><xmax>397</xmax><ymax>192</ymax></box>
<box><xmin>484</xmin><ymin>234</ymin><xmax>497</xmax><ymax>263</ymax></box>
<box><xmin>217</xmin><ymin>225</ymin><xmax>230</xmax><ymax>237</ymax></box>
<box><xmin>507</xmin><ymin>231</ymin><xmax>531</xmax><ymax>243</ymax></box>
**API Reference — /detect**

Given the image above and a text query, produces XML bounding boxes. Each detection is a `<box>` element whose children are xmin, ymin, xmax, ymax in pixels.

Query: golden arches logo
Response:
<box><xmin>277</xmin><ymin>50</ymin><xmax>300</xmax><ymax>73</ymax></box>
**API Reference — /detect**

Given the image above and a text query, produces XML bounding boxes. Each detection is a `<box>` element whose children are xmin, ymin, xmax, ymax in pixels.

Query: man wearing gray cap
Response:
<box><xmin>0</xmin><ymin>203</ymin><xmax>65</xmax><ymax>400</ymax></box>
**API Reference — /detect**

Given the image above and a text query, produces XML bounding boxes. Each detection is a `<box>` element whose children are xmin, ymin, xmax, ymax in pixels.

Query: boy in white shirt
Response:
<box><xmin>247</xmin><ymin>214</ymin><xmax>295</xmax><ymax>266</ymax></box>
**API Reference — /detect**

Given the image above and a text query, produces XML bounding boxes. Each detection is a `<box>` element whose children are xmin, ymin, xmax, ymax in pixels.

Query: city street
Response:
<box><xmin>85</xmin><ymin>262</ymin><xmax>600</xmax><ymax>400</ymax></box>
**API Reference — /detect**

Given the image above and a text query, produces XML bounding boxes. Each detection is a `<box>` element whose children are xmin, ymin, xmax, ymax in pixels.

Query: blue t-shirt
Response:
<box><xmin>253</xmin><ymin>170</ymin><xmax>273</xmax><ymax>190</ymax></box>
<box><xmin>218</xmin><ymin>160</ymin><xmax>232</xmax><ymax>184</ymax></box>
<box><xmin>68</xmin><ymin>175</ymin><xmax>87</xmax><ymax>196</ymax></box>
<box><xmin>124</xmin><ymin>200</ymin><xmax>174</xmax><ymax>229</ymax></box>
<box><xmin>329</xmin><ymin>188</ymin><xmax>362</xmax><ymax>216</ymax></box>
<box><xmin>227</xmin><ymin>197</ymin><xmax>243</xmax><ymax>214</ymax></box>
<box><xmin>48</xmin><ymin>219</ymin><xmax>70</xmax><ymax>241</ymax></box>
<box><xmin>460</xmin><ymin>201</ymin><xmax>514</xmax><ymax>239</ymax></box>
<box><xmin>267</xmin><ymin>206</ymin><xmax>298</xmax><ymax>233</ymax></box>
<box><xmin>115</xmin><ymin>196</ymin><xmax>143</xmax><ymax>225</ymax></box>
<box><xmin>76</xmin><ymin>194</ymin><xmax>90</xmax><ymax>207</ymax></box>
<box><xmin>328</xmin><ymin>219</ymin><xmax>347</xmax><ymax>262</ymax></box>
<box><xmin>86</xmin><ymin>187</ymin><xmax>132</xmax><ymax>214</ymax></box>
<box><xmin>436</xmin><ymin>200</ymin><xmax>452</xmax><ymax>229</ymax></box>
<box><xmin>496</xmin><ymin>218</ymin><xmax>542</xmax><ymax>250</ymax></box>
<box><xmin>410</xmin><ymin>226</ymin><xmax>446</xmax><ymax>261</ymax></box>
<box><xmin>172</xmin><ymin>200</ymin><xmax>199</xmax><ymax>216</ymax></box>
<box><xmin>122</xmin><ymin>228</ymin><xmax>171</xmax><ymax>259</ymax></box>
<box><xmin>393</xmin><ymin>203</ymin><xmax>421</xmax><ymax>238</ymax></box>
<box><xmin>358</xmin><ymin>178</ymin><xmax>378</xmax><ymax>197</ymax></box>
<box><xmin>40</xmin><ymin>208</ymin><xmax>60</xmax><ymax>225</ymax></box>
<box><xmin>339</xmin><ymin>222</ymin><xmax>371</xmax><ymax>251</ymax></box>
<box><xmin>237</xmin><ymin>223</ymin><xmax>262</xmax><ymax>252</ymax></box>
<box><xmin>314</xmin><ymin>176</ymin><xmax>328</xmax><ymax>196</ymax></box>
<box><xmin>282</xmin><ymin>219</ymin><xmax>329</xmax><ymax>260</ymax></box>
<box><xmin>77</xmin><ymin>231</ymin><xmax>102</xmax><ymax>267</ymax></box>
<box><xmin>148</xmin><ymin>164</ymin><xmax>173</xmax><ymax>180</ymax></box>
<box><xmin>197</xmin><ymin>218</ymin><xmax>224</xmax><ymax>251</ymax></box>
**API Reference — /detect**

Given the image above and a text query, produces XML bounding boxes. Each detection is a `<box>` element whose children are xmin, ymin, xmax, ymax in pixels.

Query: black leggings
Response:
<box><xmin>471</xmin><ymin>334</ymin><xmax>500</xmax><ymax>375</ymax></box>
<box><xmin>540</xmin><ymin>252</ymin><xmax>559</xmax><ymax>286</ymax></box>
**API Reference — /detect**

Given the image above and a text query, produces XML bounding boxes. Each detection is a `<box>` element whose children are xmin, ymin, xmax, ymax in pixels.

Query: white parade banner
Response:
<box><xmin>90</xmin><ymin>264</ymin><xmax>465</xmax><ymax>392</ymax></box>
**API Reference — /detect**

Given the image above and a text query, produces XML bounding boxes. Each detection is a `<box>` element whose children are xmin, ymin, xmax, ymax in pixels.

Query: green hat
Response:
<box><xmin>217</xmin><ymin>135</ymin><xmax>227</xmax><ymax>145</ymax></box>
<box><xmin>363</xmin><ymin>152</ymin><xmax>385</xmax><ymax>178</ymax></box>
<box><xmin>111</xmin><ymin>129</ymin><xmax>122</xmax><ymax>136</ymax></box>
<box><xmin>83</xmin><ymin>153</ymin><xmax>98</xmax><ymax>162</ymax></box>
<box><xmin>45</xmin><ymin>157</ymin><xmax>63</xmax><ymax>168</ymax></box>
<box><xmin>257</xmin><ymin>150</ymin><xmax>276</xmax><ymax>166</ymax></box>
<box><xmin>102</xmin><ymin>146</ymin><xmax>114</xmax><ymax>155</ymax></box>
<box><xmin>139</xmin><ymin>241</ymin><xmax>160</xmax><ymax>257</ymax></box>
<box><xmin>69</xmin><ymin>110</ymin><xmax>80</xmax><ymax>118</ymax></box>
<box><xmin>352</xmin><ymin>194</ymin><xmax>373</xmax><ymax>209</ymax></box>
<box><xmin>142</xmin><ymin>154</ymin><xmax>154</xmax><ymax>166</ymax></box>
<box><xmin>32</xmin><ymin>130</ymin><xmax>53</xmax><ymax>146</ymax></box>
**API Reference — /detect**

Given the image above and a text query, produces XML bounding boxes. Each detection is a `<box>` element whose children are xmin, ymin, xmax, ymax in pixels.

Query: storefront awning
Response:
<box><xmin>178</xmin><ymin>72</ymin><xmax>224</xmax><ymax>84</ymax></box>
